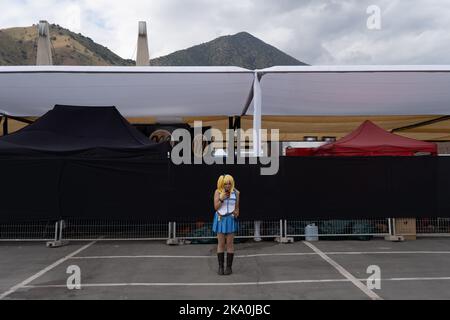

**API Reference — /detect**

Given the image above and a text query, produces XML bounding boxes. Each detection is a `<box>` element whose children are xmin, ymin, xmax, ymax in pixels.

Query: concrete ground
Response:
<box><xmin>1</xmin><ymin>238</ymin><xmax>450</xmax><ymax>300</ymax></box>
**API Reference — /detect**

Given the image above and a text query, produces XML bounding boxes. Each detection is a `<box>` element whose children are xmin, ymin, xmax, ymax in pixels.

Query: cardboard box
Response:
<box><xmin>395</xmin><ymin>218</ymin><xmax>417</xmax><ymax>240</ymax></box>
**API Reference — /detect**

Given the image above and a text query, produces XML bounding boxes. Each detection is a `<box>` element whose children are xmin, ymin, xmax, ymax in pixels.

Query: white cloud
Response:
<box><xmin>0</xmin><ymin>0</ymin><xmax>449</xmax><ymax>64</ymax></box>
<box><xmin>63</xmin><ymin>3</ymin><xmax>82</xmax><ymax>32</ymax></box>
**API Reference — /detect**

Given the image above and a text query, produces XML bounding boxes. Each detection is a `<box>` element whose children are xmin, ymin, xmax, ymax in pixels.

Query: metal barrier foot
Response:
<box><xmin>384</xmin><ymin>235</ymin><xmax>405</xmax><ymax>242</ymax></box>
<box><xmin>46</xmin><ymin>240</ymin><xmax>69</xmax><ymax>248</ymax></box>
<box><xmin>275</xmin><ymin>237</ymin><xmax>294</xmax><ymax>244</ymax></box>
<box><xmin>166</xmin><ymin>238</ymin><xmax>191</xmax><ymax>246</ymax></box>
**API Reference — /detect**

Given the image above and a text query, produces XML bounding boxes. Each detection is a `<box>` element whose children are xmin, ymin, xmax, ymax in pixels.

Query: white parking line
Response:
<box><xmin>70</xmin><ymin>251</ymin><xmax>450</xmax><ymax>260</ymax></box>
<box><xmin>18</xmin><ymin>276</ymin><xmax>450</xmax><ymax>290</ymax></box>
<box><xmin>70</xmin><ymin>253</ymin><xmax>317</xmax><ymax>260</ymax></box>
<box><xmin>303</xmin><ymin>241</ymin><xmax>383</xmax><ymax>300</ymax></box>
<box><xmin>388</xmin><ymin>277</ymin><xmax>450</xmax><ymax>281</ymax></box>
<box><xmin>0</xmin><ymin>241</ymin><xmax>96</xmax><ymax>300</ymax></box>
<box><xmin>71</xmin><ymin>255</ymin><xmax>213</xmax><ymax>260</ymax></box>
<box><xmin>21</xmin><ymin>279</ymin><xmax>350</xmax><ymax>288</ymax></box>
<box><xmin>326</xmin><ymin>251</ymin><xmax>450</xmax><ymax>255</ymax></box>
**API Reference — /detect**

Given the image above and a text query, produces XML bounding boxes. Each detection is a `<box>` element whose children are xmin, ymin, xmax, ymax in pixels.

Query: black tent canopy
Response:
<box><xmin>0</xmin><ymin>105</ymin><xmax>165</xmax><ymax>157</ymax></box>
<box><xmin>0</xmin><ymin>105</ymin><xmax>170</xmax><ymax>222</ymax></box>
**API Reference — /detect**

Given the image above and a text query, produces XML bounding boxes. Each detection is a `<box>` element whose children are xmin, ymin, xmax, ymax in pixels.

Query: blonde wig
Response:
<box><xmin>217</xmin><ymin>174</ymin><xmax>235</xmax><ymax>193</ymax></box>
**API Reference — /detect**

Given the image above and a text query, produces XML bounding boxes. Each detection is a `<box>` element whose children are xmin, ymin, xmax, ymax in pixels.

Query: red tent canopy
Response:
<box><xmin>286</xmin><ymin>147</ymin><xmax>317</xmax><ymax>157</ymax></box>
<box><xmin>314</xmin><ymin>120</ymin><xmax>438</xmax><ymax>156</ymax></box>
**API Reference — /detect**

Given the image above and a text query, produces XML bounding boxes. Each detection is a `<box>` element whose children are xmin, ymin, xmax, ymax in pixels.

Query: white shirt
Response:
<box><xmin>217</xmin><ymin>190</ymin><xmax>237</xmax><ymax>216</ymax></box>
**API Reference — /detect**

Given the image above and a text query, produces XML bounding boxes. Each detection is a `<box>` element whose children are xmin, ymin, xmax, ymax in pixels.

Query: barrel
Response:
<box><xmin>305</xmin><ymin>224</ymin><xmax>319</xmax><ymax>241</ymax></box>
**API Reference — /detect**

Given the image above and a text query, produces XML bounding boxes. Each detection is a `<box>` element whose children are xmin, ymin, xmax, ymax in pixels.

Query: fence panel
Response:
<box><xmin>174</xmin><ymin>220</ymin><xmax>282</xmax><ymax>242</ymax></box>
<box><xmin>61</xmin><ymin>219</ymin><xmax>170</xmax><ymax>241</ymax></box>
<box><xmin>286</xmin><ymin>218</ymin><xmax>390</xmax><ymax>238</ymax></box>
<box><xmin>417</xmin><ymin>217</ymin><xmax>450</xmax><ymax>237</ymax></box>
<box><xmin>3</xmin><ymin>218</ymin><xmax>450</xmax><ymax>241</ymax></box>
<box><xmin>0</xmin><ymin>220</ymin><xmax>57</xmax><ymax>241</ymax></box>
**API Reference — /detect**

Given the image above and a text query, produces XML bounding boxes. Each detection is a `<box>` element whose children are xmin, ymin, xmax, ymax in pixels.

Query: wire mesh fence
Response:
<box><xmin>61</xmin><ymin>219</ymin><xmax>170</xmax><ymax>241</ymax></box>
<box><xmin>1</xmin><ymin>217</ymin><xmax>449</xmax><ymax>242</ymax></box>
<box><xmin>0</xmin><ymin>220</ymin><xmax>57</xmax><ymax>241</ymax></box>
<box><xmin>417</xmin><ymin>217</ymin><xmax>450</xmax><ymax>236</ymax></box>
<box><xmin>286</xmin><ymin>218</ymin><xmax>391</xmax><ymax>239</ymax></box>
<box><xmin>174</xmin><ymin>220</ymin><xmax>282</xmax><ymax>243</ymax></box>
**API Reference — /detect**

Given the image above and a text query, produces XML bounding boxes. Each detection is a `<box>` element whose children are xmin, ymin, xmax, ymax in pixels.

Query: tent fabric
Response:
<box><xmin>3</xmin><ymin>65</ymin><xmax>450</xmax><ymax>118</ymax></box>
<box><xmin>0</xmin><ymin>66</ymin><xmax>254</xmax><ymax>117</ymax></box>
<box><xmin>1</xmin><ymin>157</ymin><xmax>448</xmax><ymax>222</ymax></box>
<box><xmin>187</xmin><ymin>115</ymin><xmax>450</xmax><ymax>142</ymax></box>
<box><xmin>314</xmin><ymin>120</ymin><xmax>438</xmax><ymax>156</ymax></box>
<box><xmin>254</xmin><ymin>65</ymin><xmax>450</xmax><ymax>116</ymax></box>
<box><xmin>0</xmin><ymin>105</ymin><xmax>167</xmax><ymax>158</ymax></box>
<box><xmin>286</xmin><ymin>147</ymin><xmax>317</xmax><ymax>157</ymax></box>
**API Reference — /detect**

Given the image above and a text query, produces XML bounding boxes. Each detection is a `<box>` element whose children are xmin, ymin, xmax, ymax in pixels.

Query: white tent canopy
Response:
<box><xmin>253</xmin><ymin>65</ymin><xmax>450</xmax><ymax>116</ymax></box>
<box><xmin>242</xmin><ymin>65</ymin><xmax>450</xmax><ymax>154</ymax></box>
<box><xmin>0</xmin><ymin>66</ymin><xmax>254</xmax><ymax>117</ymax></box>
<box><xmin>2</xmin><ymin>65</ymin><xmax>450</xmax><ymax>118</ymax></box>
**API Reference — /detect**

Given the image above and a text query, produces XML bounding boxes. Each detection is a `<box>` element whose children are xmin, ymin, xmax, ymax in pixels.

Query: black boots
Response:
<box><xmin>217</xmin><ymin>252</ymin><xmax>234</xmax><ymax>275</ymax></box>
<box><xmin>217</xmin><ymin>252</ymin><xmax>225</xmax><ymax>275</ymax></box>
<box><xmin>224</xmin><ymin>253</ymin><xmax>234</xmax><ymax>275</ymax></box>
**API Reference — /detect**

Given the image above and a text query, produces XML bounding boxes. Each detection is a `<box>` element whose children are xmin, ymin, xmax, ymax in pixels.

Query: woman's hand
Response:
<box><xmin>215</xmin><ymin>192</ymin><xmax>227</xmax><ymax>211</ymax></box>
<box><xmin>233</xmin><ymin>209</ymin><xmax>240</xmax><ymax>218</ymax></box>
<box><xmin>219</xmin><ymin>192</ymin><xmax>230</xmax><ymax>202</ymax></box>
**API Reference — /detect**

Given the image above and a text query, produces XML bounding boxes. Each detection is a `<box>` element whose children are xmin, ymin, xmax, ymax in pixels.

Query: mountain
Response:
<box><xmin>150</xmin><ymin>32</ymin><xmax>307</xmax><ymax>69</ymax></box>
<box><xmin>0</xmin><ymin>24</ymin><xmax>134</xmax><ymax>66</ymax></box>
<box><xmin>0</xmin><ymin>25</ymin><xmax>307</xmax><ymax>68</ymax></box>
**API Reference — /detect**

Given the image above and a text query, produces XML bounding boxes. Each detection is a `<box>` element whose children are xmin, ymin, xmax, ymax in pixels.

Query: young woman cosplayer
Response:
<box><xmin>212</xmin><ymin>174</ymin><xmax>240</xmax><ymax>275</ymax></box>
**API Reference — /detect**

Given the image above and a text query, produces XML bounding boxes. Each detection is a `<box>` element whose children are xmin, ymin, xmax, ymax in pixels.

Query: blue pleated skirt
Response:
<box><xmin>212</xmin><ymin>212</ymin><xmax>238</xmax><ymax>234</ymax></box>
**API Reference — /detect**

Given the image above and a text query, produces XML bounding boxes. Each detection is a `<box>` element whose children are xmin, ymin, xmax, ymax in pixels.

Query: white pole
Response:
<box><xmin>36</xmin><ymin>21</ymin><xmax>53</xmax><ymax>65</ymax></box>
<box><xmin>254</xmin><ymin>220</ymin><xmax>262</xmax><ymax>242</ymax></box>
<box><xmin>136</xmin><ymin>21</ymin><xmax>150</xmax><ymax>66</ymax></box>
<box><xmin>252</xmin><ymin>72</ymin><xmax>262</xmax><ymax>157</ymax></box>
<box><xmin>252</xmin><ymin>72</ymin><xmax>263</xmax><ymax>242</ymax></box>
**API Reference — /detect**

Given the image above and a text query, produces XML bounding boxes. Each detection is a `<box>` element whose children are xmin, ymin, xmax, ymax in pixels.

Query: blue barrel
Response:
<box><xmin>305</xmin><ymin>224</ymin><xmax>319</xmax><ymax>241</ymax></box>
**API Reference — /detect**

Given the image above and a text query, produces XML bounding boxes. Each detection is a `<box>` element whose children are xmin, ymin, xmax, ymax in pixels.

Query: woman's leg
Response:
<box><xmin>225</xmin><ymin>233</ymin><xmax>234</xmax><ymax>253</ymax></box>
<box><xmin>224</xmin><ymin>233</ymin><xmax>235</xmax><ymax>275</ymax></box>
<box><xmin>217</xmin><ymin>233</ymin><xmax>226</xmax><ymax>253</ymax></box>
<box><xmin>217</xmin><ymin>233</ymin><xmax>226</xmax><ymax>275</ymax></box>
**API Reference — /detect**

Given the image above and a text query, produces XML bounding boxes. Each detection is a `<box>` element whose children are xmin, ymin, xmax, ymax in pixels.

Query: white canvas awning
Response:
<box><xmin>2</xmin><ymin>65</ymin><xmax>450</xmax><ymax>118</ymax></box>
<box><xmin>0</xmin><ymin>66</ymin><xmax>254</xmax><ymax>117</ymax></box>
<box><xmin>252</xmin><ymin>65</ymin><xmax>450</xmax><ymax>116</ymax></box>
<box><xmin>3</xmin><ymin>65</ymin><xmax>450</xmax><ymax>152</ymax></box>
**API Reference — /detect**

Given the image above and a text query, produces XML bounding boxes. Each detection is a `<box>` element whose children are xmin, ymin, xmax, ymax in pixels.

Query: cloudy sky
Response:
<box><xmin>0</xmin><ymin>0</ymin><xmax>449</xmax><ymax>65</ymax></box>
